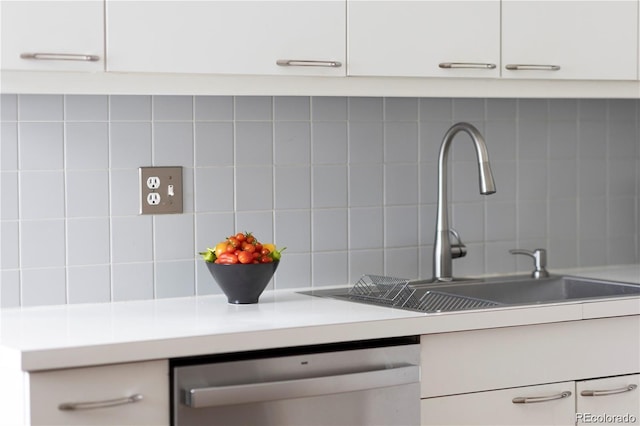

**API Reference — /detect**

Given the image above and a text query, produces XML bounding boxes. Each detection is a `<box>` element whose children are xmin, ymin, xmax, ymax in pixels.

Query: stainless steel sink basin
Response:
<box><xmin>409</xmin><ymin>275</ymin><xmax>640</xmax><ymax>307</ymax></box>
<box><xmin>301</xmin><ymin>275</ymin><xmax>640</xmax><ymax>313</ymax></box>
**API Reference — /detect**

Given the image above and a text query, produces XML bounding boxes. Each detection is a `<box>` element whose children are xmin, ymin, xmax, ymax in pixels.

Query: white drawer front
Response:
<box><xmin>29</xmin><ymin>360</ymin><xmax>168</xmax><ymax>426</ymax></box>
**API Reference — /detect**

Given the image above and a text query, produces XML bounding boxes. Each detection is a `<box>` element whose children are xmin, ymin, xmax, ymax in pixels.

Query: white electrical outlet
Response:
<box><xmin>139</xmin><ymin>167</ymin><xmax>183</xmax><ymax>214</ymax></box>
<box><xmin>147</xmin><ymin>192</ymin><xmax>161</xmax><ymax>205</ymax></box>
<box><xmin>146</xmin><ymin>176</ymin><xmax>160</xmax><ymax>190</ymax></box>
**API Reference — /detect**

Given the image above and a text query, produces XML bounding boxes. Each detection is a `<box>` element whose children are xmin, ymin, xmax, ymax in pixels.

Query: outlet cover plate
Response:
<box><xmin>139</xmin><ymin>166</ymin><xmax>183</xmax><ymax>214</ymax></box>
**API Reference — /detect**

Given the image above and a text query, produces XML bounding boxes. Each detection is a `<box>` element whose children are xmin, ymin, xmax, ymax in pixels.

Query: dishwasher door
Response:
<box><xmin>172</xmin><ymin>337</ymin><xmax>420</xmax><ymax>426</ymax></box>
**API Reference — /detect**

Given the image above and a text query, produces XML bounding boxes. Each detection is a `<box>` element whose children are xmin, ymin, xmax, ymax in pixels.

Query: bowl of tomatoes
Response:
<box><xmin>200</xmin><ymin>232</ymin><xmax>285</xmax><ymax>304</ymax></box>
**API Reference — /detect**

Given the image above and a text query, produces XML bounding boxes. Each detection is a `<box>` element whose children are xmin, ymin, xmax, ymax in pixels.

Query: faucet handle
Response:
<box><xmin>449</xmin><ymin>229</ymin><xmax>467</xmax><ymax>259</ymax></box>
<box><xmin>509</xmin><ymin>248</ymin><xmax>549</xmax><ymax>279</ymax></box>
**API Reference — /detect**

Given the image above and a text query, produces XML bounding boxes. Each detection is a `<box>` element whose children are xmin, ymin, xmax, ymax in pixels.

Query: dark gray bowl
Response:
<box><xmin>206</xmin><ymin>261</ymin><xmax>279</xmax><ymax>304</ymax></box>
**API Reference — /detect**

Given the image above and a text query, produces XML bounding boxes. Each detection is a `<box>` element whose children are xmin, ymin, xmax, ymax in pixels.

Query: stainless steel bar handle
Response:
<box><xmin>184</xmin><ymin>365</ymin><xmax>419</xmax><ymax>408</ymax></box>
<box><xmin>276</xmin><ymin>59</ymin><xmax>342</xmax><ymax>68</ymax></box>
<box><xmin>21</xmin><ymin>53</ymin><xmax>100</xmax><ymax>62</ymax></box>
<box><xmin>439</xmin><ymin>62</ymin><xmax>497</xmax><ymax>69</ymax></box>
<box><xmin>512</xmin><ymin>391</ymin><xmax>571</xmax><ymax>404</ymax></box>
<box><xmin>581</xmin><ymin>384</ymin><xmax>637</xmax><ymax>397</ymax></box>
<box><xmin>58</xmin><ymin>394</ymin><xmax>143</xmax><ymax>411</ymax></box>
<box><xmin>505</xmin><ymin>64</ymin><xmax>561</xmax><ymax>71</ymax></box>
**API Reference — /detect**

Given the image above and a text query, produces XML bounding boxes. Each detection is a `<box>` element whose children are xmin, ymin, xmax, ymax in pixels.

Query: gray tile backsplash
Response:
<box><xmin>1</xmin><ymin>95</ymin><xmax>638</xmax><ymax>307</ymax></box>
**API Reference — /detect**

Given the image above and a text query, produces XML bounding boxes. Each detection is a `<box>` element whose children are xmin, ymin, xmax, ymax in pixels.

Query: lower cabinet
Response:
<box><xmin>420</xmin><ymin>316</ymin><xmax>640</xmax><ymax>426</ymax></box>
<box><xmin>421</xmin><ymin>381</ymin><xmax>575</xmax><ymax>425</ymax></box>
<box><xmin>27</xmin><ymin>360</ymin><xmax>169</xmax><ymax>426</ymax></box>
<box><xmin>421</xmin><ymin>375</ymin><xmax>639</xmax><ymax>425</ymax></box>
<box><xmin>576</xmin><ymin>374</ymin><xmax>640</xmax><ymax>425</ymax></box>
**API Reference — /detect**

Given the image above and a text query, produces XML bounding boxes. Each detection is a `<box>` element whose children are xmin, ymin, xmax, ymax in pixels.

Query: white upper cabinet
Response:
<box><xmin>106</xmin><ymin>0</ymin><xmax>346</xmax><ymax>76</ymax></box>
<box><xmin>348</xmin><ymin>1</ymin><xmax>500</xmax><ymax>78</ymax></box>
<box><xmin>1</xmin><ymin>0</ymin><xmax>104</xmax><ymax>72</ymax></box>
<box><xmin>502</xmin><ymin>0</ymin><xmax>638</xmax><ymax>80</ymax></box>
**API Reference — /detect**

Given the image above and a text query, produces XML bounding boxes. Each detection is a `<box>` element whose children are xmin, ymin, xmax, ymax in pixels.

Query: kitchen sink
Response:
<box><xmin>301</xmin><ymin>275</ymin><xmax>640</xmax><ymax>313</ymax></box>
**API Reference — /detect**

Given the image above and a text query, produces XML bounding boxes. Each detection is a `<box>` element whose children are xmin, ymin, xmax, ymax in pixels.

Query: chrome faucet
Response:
<box><xmin>433</xmin><ymin>122</ymin><xmax>496</xmax><ymax>282</ymax></box>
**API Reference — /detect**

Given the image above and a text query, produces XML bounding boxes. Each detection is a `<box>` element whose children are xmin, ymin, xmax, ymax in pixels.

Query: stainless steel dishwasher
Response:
<box><xmin>171</xmin><ymin>336</ymin><xmax>420</xmax><ymax>425</ymax></box>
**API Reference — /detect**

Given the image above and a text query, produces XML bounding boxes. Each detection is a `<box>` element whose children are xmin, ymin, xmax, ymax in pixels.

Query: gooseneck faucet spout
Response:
<box><xmin>433</xmin><ymin>122</ymin><xmax>496</xmax><ymax>282</ymax></box>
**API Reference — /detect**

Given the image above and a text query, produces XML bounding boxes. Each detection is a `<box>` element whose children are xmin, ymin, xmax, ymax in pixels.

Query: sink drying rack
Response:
<box><xmin>348</xmin><ymin>275</ymin><xmax>500</xmax><ymax>313</ymax></box>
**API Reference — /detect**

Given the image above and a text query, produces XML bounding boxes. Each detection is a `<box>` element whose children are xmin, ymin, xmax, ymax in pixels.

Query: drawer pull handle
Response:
<box><xmin>276</xmin><ymin>59</ymin><xmax>342</xmax><ymax>68</ymax></box>
<box><xmin>439</xmin><ymin>62</ymin><xmax>497</xmax><ymax>70</ymax></box>
<box><xmin>512</xmin><ymin>391</ymin><xmax>571</xmax><ymax>404</ymax></box>
<box><xmin>20</xmin><ymin>53</ymin><xmax>100</xmax><ymax>62</ymax></box>
<box><xmin>581</xmin><ymin>384</ymin><xmax>637</xmax><ymax>397</ymax></box>
<box><xmin>505</xmin><ymin>64</ymin><xmax>561</xmax><ymax>71</ymax></box>
<box><xmin>58</xmin><ymin>393</ymin><xmax>143</xmax><ymax>411</ymax></box>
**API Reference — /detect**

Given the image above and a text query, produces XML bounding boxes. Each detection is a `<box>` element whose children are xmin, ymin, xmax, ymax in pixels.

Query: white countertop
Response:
<box><xmin>1</xmin><ymin>265</ymin><xmax>639</xmax><ymax>372</ymax></box>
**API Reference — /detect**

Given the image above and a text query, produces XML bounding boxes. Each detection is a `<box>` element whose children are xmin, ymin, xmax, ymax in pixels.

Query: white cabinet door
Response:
<box><xmin>1</xmin><ymin>0</ymin><xmax>104</xmax><ymax>71</ymax></box>
<box><xmin>576</xmin><ymin>374</ymin><xmax>640</xmax><ymax>425</ymax></box>
<box><xmin>28</xmin><ymin>360</ymin><xmax>169</xmax><ymax>426</ymax></box>
<box><xmin>348</xmin><ymin>0</ymin><xmax>500</xmax><ymax>78</ymax></box>
<box><xmin>421</xmin><ymin>382</ymin><xmax>575</xmax><ymax>426</ymax></box>
<box><xmin>502</xmin><ymin>0</ymin><xmax>638</xmax><ymax>80</ymax></box>
<box><xmin>106</xmin><ymin>1</ymin><xmax>345</xmax><ymax>76</ymax></box>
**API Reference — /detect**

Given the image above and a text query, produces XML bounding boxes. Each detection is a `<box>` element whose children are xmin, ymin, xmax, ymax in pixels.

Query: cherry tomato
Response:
<box><xmin>245</xmin><ymin>234</ymin><xmax>255</xmax><ymax>244</ymax></box>
<box><xmin>242</xmin><ymin>242</ymin><xmax>256</xmax><ymax>253</ymax></box>
<box><xmin>260</xmin><ymin>255</ymin><xmax>273</xmax><ymax>263</ymax></box>
<box><xmin>238</xmin><ymin>251</ymin><xmax>253</xmax><ymax>264</ymax></box>
<box><xmin>227</xmin><ymin>237</ymin><xmax>240</xmax><ymax>248</ymax></box>
<box><xmin>225</xmin><ymin>244</ymin><xmax>235</xmax><ymax>254</ymax></box>
<box><xmin>235</xmin><ymin>232</ymin><xmax>246</xmax><ymax>243</ymax></box>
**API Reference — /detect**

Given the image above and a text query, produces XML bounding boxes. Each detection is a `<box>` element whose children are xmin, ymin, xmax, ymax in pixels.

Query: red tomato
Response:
<box><xmin>235</xmin><ymin>232</ymin><xmax>246</xmax><ymax>242</ymax></box>
<box><xmin>217</xmin><ymin>253</ymin><xmax>238</xmax><ymax>264</ymax></box>
<box><xmin>238</xmin><ymin>251</ymin><xmax>253</xmax><ymax>264</ymax></box>
<box><xmin>260</xmin><ymin>256</ymin><xmax>273</xmax><ymax>263</ymax></box>
<box><xmin>227</xmin><ymin>237</ymin><xmax>239</xmax><ymax>248</ymax></box>
<box><xmin>242</xmin><ymin>242</ymin><xmax>256</xmax><ymax>253</ymax></box>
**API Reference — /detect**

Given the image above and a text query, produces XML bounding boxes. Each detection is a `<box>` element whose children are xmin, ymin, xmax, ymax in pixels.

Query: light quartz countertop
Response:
<box><xmin>1</xmin><ymin>265</ymin><xmax>638</xmax><ymax>372</ymax></box>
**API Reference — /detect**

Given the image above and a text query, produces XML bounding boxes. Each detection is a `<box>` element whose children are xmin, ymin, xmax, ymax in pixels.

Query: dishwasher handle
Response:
<box><xmin>183</xmin><ymin>364</ymin><xmax>419</xmax><ymax>408</ymax></box>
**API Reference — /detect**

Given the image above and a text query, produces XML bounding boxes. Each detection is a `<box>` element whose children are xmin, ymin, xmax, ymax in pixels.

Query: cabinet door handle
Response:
<box><xmin>439</xmin><ymin>62</ymin><xmax>497</xmax><ymax>70</ymax></box>
<box><xmin>276</xmin><ymin>59</ymin><xmax>342</xmax><ymax>68</ymax></box>
<box><xmin>581</xmin><ymin>384</ymin><xmax>637</xmax><ymax>397</ymax></box>
<box><xmin>512</xmin><ymin>391</ymin><xmax>571</xmax><ymax>404</ymax></box>
<box><xmin>58</xmin><ymin>394</ymin><xmax>143</xmax><ymax>411</ymax></box>
<box><xmin>505</xmin><ymin>64</ymin><xmax>561</xmax><ymax>71</ymax></box>
<box><xmin>20</xmin><ymin>53</ymin><xmax>100</xmax><ymax>62</ymax></box>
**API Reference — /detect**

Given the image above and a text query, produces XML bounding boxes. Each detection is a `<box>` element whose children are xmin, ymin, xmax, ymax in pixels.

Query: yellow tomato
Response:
<box><xmin>214</xmin><ymin>241</ymin><xmax>229</xmax><ymax>258</ymax></box>
<box><xmin>263</xmin><ymin>243</ymin><xmax>276</xmax><ymax>254</ymax></box>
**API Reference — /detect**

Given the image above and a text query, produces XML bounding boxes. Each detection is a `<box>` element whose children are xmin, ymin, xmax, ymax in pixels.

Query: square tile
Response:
<box><xmin>385</xmin><ymin>247</ymin><xmax>419</xmax><ymax>279</ymax></box>
<box><xmin>109</xmin><ymin>122</ymin><xmax>152</xmax><ymax>168</ymax></box>
<box><xmin>19</xmin><ymin>95</ymin><xmax>63</xmax><ymax>121</ymax></box>
<box><xmin>195</xmin><ymin>212</ymin><xmax>235</xmax><ymax>252</ymax></box>
<box><xmin>21</xmin><ymin>267</ymin><xmax>66</xmax><ymax>306</ymax></box>
<box><xmin>153</xmin><ymin>122</ymin><xmax>194</xmax><ymax>166</ymax></box>
<box><xmin>384</xmin><ymin>164</ymin><xmax>418</xmax><ymax>205</ymax></box>
<box><xmin>1</xmin><ymin>270</ymin><xmax>20</xmax><ymax>308</ymax></box>
<box><xmin>275</xmin><ymin>166</ymin><xmax>311</xmax><ymax>209</ymax></box>
<box><xmin>348</xmin><ymin>97</ymin><xmax>383</xmax><ymax>121</ymax></box>
<box><xmin>486</xmin><ymin>99</ymin><xmax>517</xmax><ymax>121</ymax></box>
<box><xmin>195</xmin><ymin>122</ymin><xmax>233</xmax><ymax>167</ymax></box>
<box><xmin>111</xmin><ymin>216</ymin><xmax>153</xmax><ymax>263</ymax></box>
<box><xmin>1</xmin><ymin>94</ymin><xmax>17</xmax><ymax>121</ymax></box>
<box><xmin>194</xmin><ymin>96</ymin><xmax>233</xmax><ymax>121</ymax></box>
<box><xmin>384</xmin><ymin>205</ymin><xmax>418</xmax><ymax>247</ymax></box>
<box><xmin>384</xmin><ymin>122</ymin><xmax>418</xmax><ymax>163</ymax></box>
<box><xmin>110</xmin><ymin>95</ymin><xmax>152</xmax><ymax>121</ymax></box>
<box><xmin>349</xmin><ymin>249</ymin><xmax>384</xmax><ymax>282</ymax></box>
<box><xmin>313</xmin><ymin>165</ymin><xmax>347</xmax><ymax>208</ymax></box>
<box><xmin>385</xmin><ymin>98</ymin><xmax>418</xmax><ymax>121</ymax></box>
<box><xmin>1</xmin><ymin>172</ymin><xmax>19</xmax><ymax>220</ymax></box>
<box><xmin>111</xmin><ymin>262</ymin><xmax>153</xmax><ymax>301</ymax></box>
<box><xmin>273</xmin><ymin>253</ymin><xmax>311</xmax><ymax>289</ymax></box>
<box><xmin>312</xmin><ymin>209</ymin><xmax>347</xmax><ymax>251</ymax></box>
<box><xmin>195</xmin><ymin>167</ymin><xmax>234</xmax><ymax>212</ymax></box>
<box><xmin>312</xmin><ymin>122</ymin><xmax>347</xmax><ymax>164</ymax></box>
<box><xmin>235</xmin><ymin>122</ymin><xmax>273</xmax><ymax>165</ymax></box>
<box><xmin>66</xmin><ymin>170</ymin><xmax>109</xmax><ymax>217</ymax></box>
<box><xmin>155</xmin><ymin>260</ymin><xmax>195</xmax><ymax>298</ymax></box>
<box><xmin>154</xmin><ymin>214</ymin><xmax>195</xmax><ymax>261</ymax></box>
<box><xmin>236</xmin><ymin>96</ymin><xmax>272</xmax><ymax>121</ymax></box>
<box><xmin>19</xmin><ymin>122</ymin><xmax>64</xmax><ymax>170</ymax></box>
<box><xmin>419</xmin><ymin>98</ymin><xmax>452</xmax><ymax>121</ymax></box>
<box><xmin>452</xmin><ymin>202</ymin><xmax>485</xmax><ymax>243</ymax></box>
<box><xmin>1</xmin><ymin>221</ymin><xmax>19</xmax><ymax>269</ymax></box>
<box><xmin>153</xmin><ymin>96</ymin><xmax>193</xmax><ymax>121</ymax></box>
<box><xmin>1</xmin><ymin>122</ymin><xmax>18</xmax><ymax>170</ymax></box>
<box><xmin>110</xmin><ymin>169</ymin><xmax>140</xmax><ymax>216</ymax></box>
<box><xmin>274</xmin><ymin>210</ymin><xmax>311</xmax><ymax>252</ymax></box>
<box><xmin>65</xmin><ymin>122</ymin><xmax>109</xmax><ymax>169</ymax></box>
<box><xmin>235</xmin><ymin>211</ymin><xmax>274</xmax><ymax>243</ymax></box>
<box><xmin>274</xmin><ymin>121</ymin><xmax>311</xmax><ymax>165</ymax></box>
<box><xmin>20</xmin><ymin>171</ymin><xmax>65</xmax><ymax>219</ymax></box>
<box><xmin>349</xmin><ymin>164</ymin><xmax>383</xmax><ymax>207</ymax></box>
<box><xmin>274</xmin><ymin>97</ymin><xmax>310</xmax><ymax>121</ymax></box>
<box><xmin>549</xmin><ymin>198</ymin><xmax>577</xmax><ymax>240</ymax></box>
<box><xmin>65</xmin><ymin>95</ymin><xmax>108</xmax><ymax>121</ymax></box>
<box><xmin>20</xmin><ymin>220</ymin><xmax>66</xmax><ymax>268</ymax></box>
<box><xmin>236</xmin><ymin>166</ymin><xmax>273</xmax><ymax>210</ymax></box>
<box><xmin>312</xmin><ymin>251</ymin><xmax>348</xmax><ymax>286</ymax></box>
<box><xmin>349</xmin><ymin>207</ymin><xmax>383</xmax><ymax>249</ymax></box>
<box><xmin>348</xmin><ymin>122</ymin><xmax>383</xmax><ymax>164</ymax></box>
<box><xmin>453</xmin><ymin>98</ymin><xmax>485</xmax><ymax>122</ymax></box>
<box><xmin>67</xmin><ymin>265</ymin><xmax>111</xmax><ymax>304</ymax></box>
<box><xmin>67</xmin><ymin>218</ymin><xmax>110</xmax><ymax>266</ymax></box>
<box><xmin>311</xmin><ymin>97</ymin><xmax>347</xmax><ymax>121</ymax></box>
